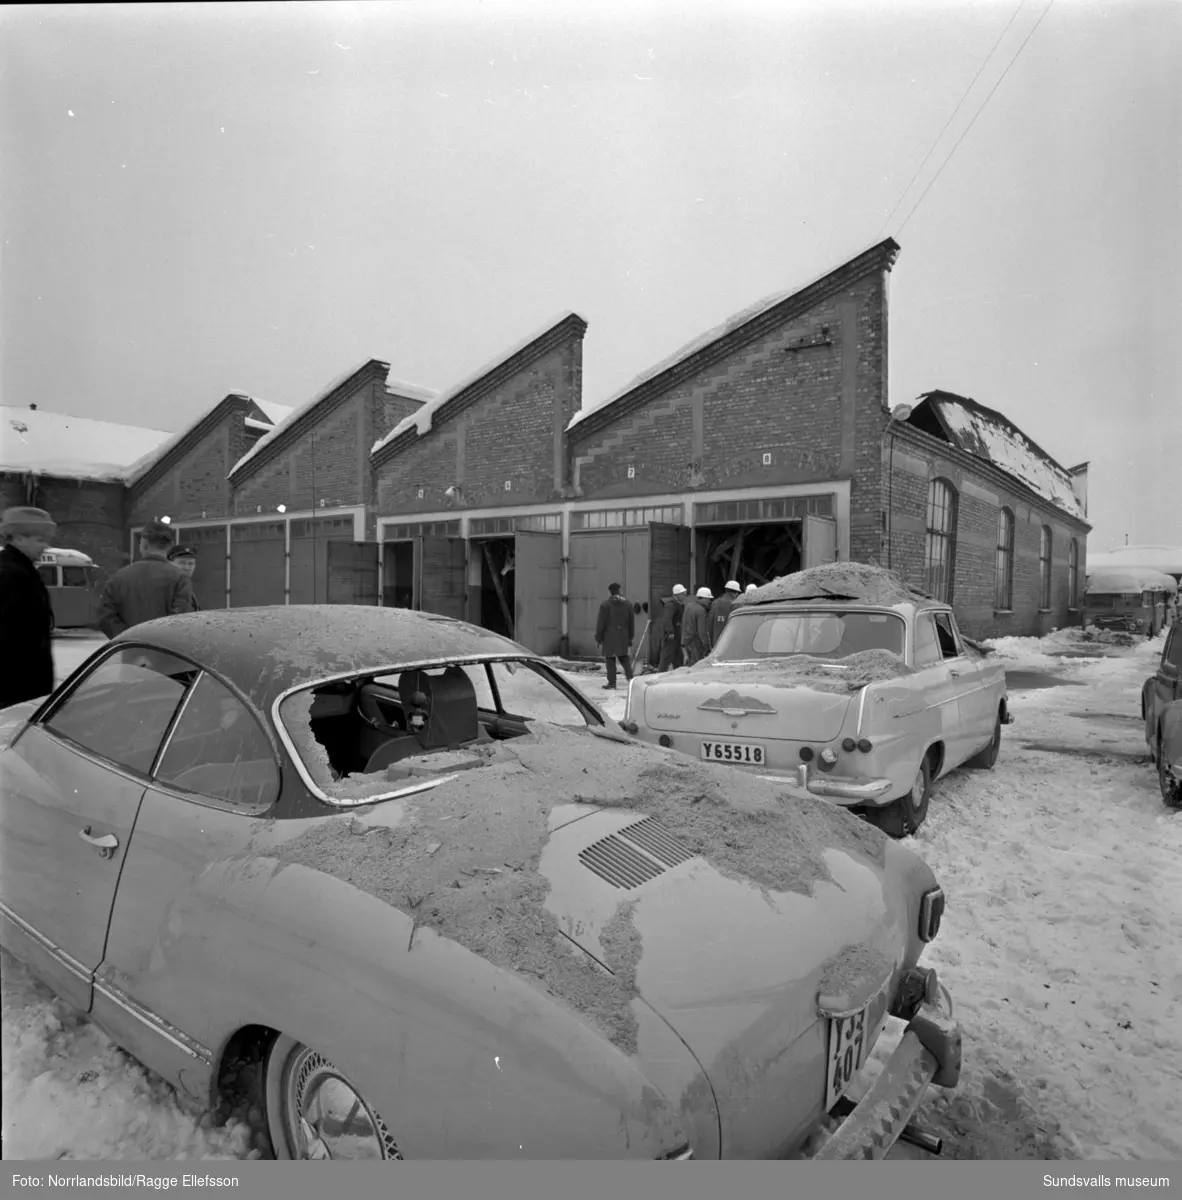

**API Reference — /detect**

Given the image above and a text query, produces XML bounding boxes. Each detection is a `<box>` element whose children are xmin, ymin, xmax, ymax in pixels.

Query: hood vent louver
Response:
<box><xmin>578</xmin><ymin>818</ymin><xmax>695</xmax><ymax>890</ymax></box>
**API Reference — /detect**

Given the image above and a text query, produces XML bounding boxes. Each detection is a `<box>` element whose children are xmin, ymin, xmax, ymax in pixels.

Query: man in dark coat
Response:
<box><xmin>657</xmin><ymin>584</ymin><xmax>687</xmax><ymax>672</ymax></box>
<box><xmin>0</xmin><ymin>506</ymin><xmax>57</xmax><ymax>709</ymax></box>
<box><xmin>707</xmin><ymin>579</ymin><xmax>742</xmax><ymax>649</ymax></box>
<box><xmin>96</xmin><ymin>519</ymin><xmax>194</xmax><ymax>638</ymax></box>
<box><xmin>167</xmin><ymin>543</ymin><xmax>201</xmax><ymax>611</ymax></box>
<box><xmin>681</xmin><ymin>586</ymin><xmax>712</xmax><ymax>666</ymax></box>
<box><xmin>595</xmin><ymin>582</ymin><xmax>636</xmax><ymax>690</ymax></box>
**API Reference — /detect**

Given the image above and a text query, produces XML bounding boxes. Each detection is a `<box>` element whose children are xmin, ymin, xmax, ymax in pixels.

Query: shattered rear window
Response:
<box><xmin>713</xmin><ymin>610</ymin><xmax>906</xmax><ymax>662</ymax></box>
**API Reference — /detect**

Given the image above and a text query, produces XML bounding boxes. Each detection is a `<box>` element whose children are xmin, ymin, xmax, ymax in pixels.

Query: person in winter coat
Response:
<box><xmin>96</xmin><ymin>520</ymin><xmax>195</xmax><ymax>638</ymax></box>
<box><xmin>657</xmin><ymin>584</ymin><xmax>687</xmax><ymax>672</ymax></box>
<box><xmin>0</xmin><ymin>507</ymin><xmax>58</xmax><ymax>709</ymax></box>
<box><xmin>167</xmin><ymin>544</ymin><xmax>201</xmax><ymax>611</ymax></box>
<box><xmin>681</xmin><ymin>586</ymin><xmax>712</xmax><ymax>666</ymax></box>
<box><xmin>595</xmin><ymin>582</ymin><xmax>636</xmax><ymax>690</ymax></box>
<box><xmin>707</xmin><ymin>580</ymin><xmax>742</xmax><ymax>649</ymax></box>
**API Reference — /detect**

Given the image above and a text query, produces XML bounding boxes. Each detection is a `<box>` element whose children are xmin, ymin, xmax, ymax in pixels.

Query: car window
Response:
<box><xmin>933</xmin><ymin>612</ymin><xmax>961</xmax><ymax>659</ymax></box>
<box><xmin>154</xmin><ymin>672</ymin><xmax>279</xmax><ymax>814</ymax></box>
<box><xmin>714</xmin><ymin>611</ymin><xmax>905</xmax><ymax>661</ymax></box>
<box><xmin>45</xmin><ymin>647</ymin><xmax>199</xmax><ymax>775</ymax></box>
<box><xmin>37</xmin><ymin>565</ymin><xmax>57</xmax><ymax>587</ymax></box>
<box><xmin>488</xmin><ymin>661</ymin><xmax>592</xmax><ymax>728</ymax></box>
<box><xmin>1165</xmin><ymin>630</ymin><xmax>1182</xmax><ymax>670</ymax></box>
<box><xmin>373</xmin><ymin>663</ymin><xmax>499</xmax><ymax>713</ymax></box>
<box><xmin>61</xmin><ymin>566</ymin><xmax>90</xmax><ymax>587</ymax></box>
<box><xmin>912</xmin><ymin>615</ymin><xmax>942</xmax><ymax>667</ymax></box>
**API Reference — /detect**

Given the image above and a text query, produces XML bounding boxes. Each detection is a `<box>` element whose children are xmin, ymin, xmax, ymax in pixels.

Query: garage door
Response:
<box><xmin>177</xmin><ymin>525</ymin><xmax>228</xmax><ymax>610</ymax></box>
<box><xmin>417</xmin><ymin>535</ymin><xmax>466</xmax><ymax>619</ymax></box>
<box><xmin>327</xmin><ymin>541</ymin><xmax>379</xmax><ymax>605</ymax></box>
<box><xmin>514</xmin><ymin>530</ymin><xmax>562</xmax><ymax>655</ymax></box>
<box><xmin>568</xmin><ymin>529</ymin><xmax>651</xmax><ymax>657</ymax></box>
<box><xmin>289</xmin><ymin>516</ymin><xmax>356</xmax><ymax>604</ymax></box>
<box><xmin>230</xmin><ymin>522</ymin><xmax>286</xmax><ymax>608</ymax></box>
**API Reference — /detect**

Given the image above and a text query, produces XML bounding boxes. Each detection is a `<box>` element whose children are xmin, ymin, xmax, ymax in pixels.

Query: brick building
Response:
<box><xmin>9</xmin><ymin>238</ymin><xmax>1090</xmax><ymax>650</ymax></box>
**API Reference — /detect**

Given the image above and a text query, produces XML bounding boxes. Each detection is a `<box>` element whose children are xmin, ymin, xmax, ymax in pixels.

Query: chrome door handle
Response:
<box><xmin>79</xmin><ymin>827</ymin><xmax>119</xmax><ymax>859</ymax></box>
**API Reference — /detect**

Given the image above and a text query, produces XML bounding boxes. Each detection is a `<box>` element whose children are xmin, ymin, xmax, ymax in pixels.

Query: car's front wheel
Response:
<box><xmin>965</xmin><ymin>714</ymin><xmax>1002</xmax><ymax>770</ymax></box>
<box><xmin>265</xmin><ymin>1035</ymin><xmax>402</xmax><ymax>1160</ymax></box>
<box><xmin>869</xmin><ymin>757</ymin><xmax>931</xmax><ymax>839</ymax></box>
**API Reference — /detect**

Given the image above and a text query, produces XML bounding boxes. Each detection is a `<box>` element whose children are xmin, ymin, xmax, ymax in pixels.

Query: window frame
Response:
<box><xmin>1067</xmin><ymin>538</ymin><xmax>1079</xmax><ymax>609</ymax></box>
<box><xmin>924</xmin><ymin>478</ymin><xmax>958</xmax><ymax>604</ymax></box>
<box><xmin>932</xmin><ymin>610</ymin><xmax>963</xmax><ymax>659</ymax></box>
<box><xmin>994</xmin><ymin>508</ymin><xmax>1015</xmax><ymax>612</ymax></box>
<box><xmin>912</xmin><ymin>612</ymin><xmax>943</xmax><ymax>667</ymax></box>
<box><xmin>1038</xmin><ymin>525</ymin><xmax>1053</xmax><ymax>611</ymax></box>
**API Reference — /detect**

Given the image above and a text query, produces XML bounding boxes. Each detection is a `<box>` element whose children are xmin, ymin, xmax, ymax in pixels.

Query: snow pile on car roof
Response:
<box><xmin>733</xmin><ymin>562</ymin><xmax>930</xmax><ymax>609</ymax></box>
<box><xmin>681</xmin><ymin>649</ymin><xmax>916</xmax><ymax>693</ymax></box>
<box><xmin>274</xmin><ymin>725</ymin><xmax>885</xmax><ymax>1057</ymax></box>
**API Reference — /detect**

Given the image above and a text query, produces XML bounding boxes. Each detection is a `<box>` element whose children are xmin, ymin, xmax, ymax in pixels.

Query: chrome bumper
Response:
<box><xmin>813</xmin><ymin>988</ymin><xmax>961</xmax><ymax>1161</ymax></box>
<box><xmin>756</xmin><ymin>764</ymin><xmax>897</xmax><ymax>807</ymax></box>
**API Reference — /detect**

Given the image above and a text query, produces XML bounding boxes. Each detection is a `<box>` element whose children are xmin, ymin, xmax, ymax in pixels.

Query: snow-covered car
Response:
<box><xmin>621</xmin><ymin>564</ymin><xmax>1009</xmax><ymax>837</ymax></box>
<box><xmin>0</xmin><ymin>605</ymin><xmax>961</xmax><ymax>1161</ymax></box>
<box><xmin>1142</xmin><ymin>624</ymin><xmax>1182</xmax><ymax>806</ymax></box>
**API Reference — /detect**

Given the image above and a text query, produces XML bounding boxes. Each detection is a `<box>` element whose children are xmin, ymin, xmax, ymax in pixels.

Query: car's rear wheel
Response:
<box><xmin>870</xmin><ymin>757</ymin><xmax>931</xmax><ymax>839</ymax></box>
<box><xmin>264</xmin><ymin>1035</ymin><xmax>402</xmax><ymax>1160</ymax></box>
<box><xmin>965</xmin><ymin>713</ymin><xmax>1002</xmax><ymax>770</ymax></box>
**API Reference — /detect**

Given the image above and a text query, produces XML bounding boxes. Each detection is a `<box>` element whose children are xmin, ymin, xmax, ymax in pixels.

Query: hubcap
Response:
<box><xmin>912</xmin><ymin>768</ymin><xmax>924</xmax><ymax>800</ymax></box>
<box><xmin>284</xmin><ymin>1048</ymin><xmax>402</xmax><ymax>1160</ymax></box>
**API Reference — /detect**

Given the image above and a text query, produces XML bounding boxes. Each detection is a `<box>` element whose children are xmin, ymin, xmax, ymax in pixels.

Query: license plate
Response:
<box><xmin>700</xmin><ymin>740</ymin><xmax>765</xmax><ymax>765</ymax></box>
<box><xmin>824</xmin><ymin>991</ymin><xmax>886</xmax><ymax>1111</ymax></box>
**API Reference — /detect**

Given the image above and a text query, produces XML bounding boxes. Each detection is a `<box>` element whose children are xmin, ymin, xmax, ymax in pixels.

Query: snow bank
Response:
<box><xmin>568</xmin><ymin>237</ymin><xmax>890</xmax><ymax>432</ymax></box>
<box><xmin>372</xmin><ymin>313</ymin><xmax>585</xmax><ymax>456</ymax></box>
<box><xmin>929</xmin><ymin>396</ymin><xmax>1085</xmax><ymax>520</ymax></box>
<box><xmin>3</xmin><ymin>406</ymin><xmax>171</xmax><ymax>484</ymax></box>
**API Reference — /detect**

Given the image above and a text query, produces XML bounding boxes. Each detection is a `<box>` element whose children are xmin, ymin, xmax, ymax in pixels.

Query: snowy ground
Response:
<box><xmin>3</xmin><ymin>628</ymin><xmax>1178</xmax><ymax>1160</ymax></box>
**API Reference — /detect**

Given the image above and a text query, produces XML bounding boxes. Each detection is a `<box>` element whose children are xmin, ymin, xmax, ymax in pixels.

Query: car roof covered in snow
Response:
<box><xmin>731</xmin><ymin>562</ymin><xmax>944</xmax><ymax>613</ymax></box>
<box><xmin>112</xmin><ymin>606</ymin><xmax>534</xmax><ymax>711</ymax></box>
<box><xmin>1086</xmin><ymin>566</ymin><xmax>1177</xmax><ymax>595</ymax></box>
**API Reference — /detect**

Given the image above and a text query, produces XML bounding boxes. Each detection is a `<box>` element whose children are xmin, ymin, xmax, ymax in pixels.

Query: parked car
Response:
<box><xmin>1083</xmin><ymin>566</ymin><xmax>1177</xmax><ymax>639</ymax></box>
<box><xmin>620</xmin><ymin>564</ymin><xmax>1009</xmax><ymax>838</ymax></box>
<box><xmin>1142</xmin><ymin>623</ymin><xmax>1182</xmax><ymax>806</ymax></box>
<box><xmin>0</xmin><ymin>605</ymin><xmax>960</xmax><ymax>1161</ymax></box>
<box><xmin>36</xmin><ymin>546</ymin><xmax>102</xmax><ymax>630</ymax></box>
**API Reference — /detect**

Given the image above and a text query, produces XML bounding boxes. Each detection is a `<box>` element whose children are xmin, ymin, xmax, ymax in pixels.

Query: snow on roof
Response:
<box><xmin>567</xmin><ymin>237</ymin><xmax>896</xmax><ymax>433</ymax></box>
<box><xmin>372</xmin><ymin>313</ymin><xmax>585</xmax><ymax>457</ymax></box>
<box><xmin>1086</xmin><ymin>566</ymin><xmax>1177</xmax><ymax>595</ymax></box>
<box><xmin>230</xmin><ymin>361</ymin><xmax>376</xmax><ymax>478</ymax></box>
<box><xmin>2</xmin><ymin>405</ymin><xmax>172</xmax><ymax>484</ymax></box>
<box><xmin>1089</xmin><ymin>545</ymin><xmax>1182</xmax><ymax>578</ymax></box>
<box><xmin>922</xmin><ymin>393</ymin><xmax>1086</xmax><ymax>520</ymax></box>
<box><xmin>251</xmin><ymin>399</ymin><xmax>294</xmax><ymax>426</ymax></box>
<box><xmin>384</xmin><ymin>373</ymin><xmax>438</xmax><ymax>404</ymax></box>
<box><xmin>122</xmin><ymin>395</ymin><xmax>232</xmax><ymax>486</ymax></box>
<box><xmin>244</xmin><ymin>417</ymin><xmax>272</xmax><ymax>432</ymax></box>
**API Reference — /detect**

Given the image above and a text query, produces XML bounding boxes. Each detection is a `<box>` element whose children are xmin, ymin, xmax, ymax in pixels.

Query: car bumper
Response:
<box><xmin>812</xmin><ymin>987</ymin><xmax>961</xmax><ymax>1161</ymax></box>
<box><xmin>756</xmin><ymin>765</ymin><xmax>897</xmax><ymax>808</ymax></box>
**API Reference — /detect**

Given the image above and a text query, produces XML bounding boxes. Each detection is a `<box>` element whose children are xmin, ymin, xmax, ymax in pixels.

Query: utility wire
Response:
<box><xmin>897</xmin><ymin>0</ymin><xmax>1056</xmax><ymax>236</ymax></box>
<box><xmin>879</xmin><ymin>0</ymin><xmax>1027</xmax><ymax>237</ymax></box>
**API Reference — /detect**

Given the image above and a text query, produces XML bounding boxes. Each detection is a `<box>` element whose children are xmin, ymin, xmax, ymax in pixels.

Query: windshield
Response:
<box><xmin>712</xmin><ymin>609</ymin><xmax>906</xmax><ymax>662</ymax></box>
<box><xmin>278</xmin><ymin>657</ymin><xmax>605</xmax><ymax>805</ymax></box>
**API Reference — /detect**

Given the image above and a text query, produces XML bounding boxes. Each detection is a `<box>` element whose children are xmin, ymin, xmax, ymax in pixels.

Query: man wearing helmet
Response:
<box><xmin>657</xmin><ymin>583</ymin><xmax>688</xmax><ymax>672</ymax></box>
<box><xmin>708</xmin><ymin>579</ymin><xmax>742</xmax><ymax>649</ymax></box>
<box><xmin>681</xmin><ymin>585</ymin><xmax>713</xmax><ymax>666</ymax></box>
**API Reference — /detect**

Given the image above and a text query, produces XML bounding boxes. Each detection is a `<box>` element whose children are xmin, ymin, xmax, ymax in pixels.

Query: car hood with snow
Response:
<box><xmin>267</xmin><ymin>725</ymin><xmax>949</xmax><ymax>1158</ymax></box>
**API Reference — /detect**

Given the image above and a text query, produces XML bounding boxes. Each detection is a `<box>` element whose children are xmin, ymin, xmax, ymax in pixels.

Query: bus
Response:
<box><xmin>36</xmin><ymin>547</ymin><xmax>102</xmax><ymax>630</ymax></box>
<box><xmin>1082</xmin><ymin>566</ymin><xmax>1177</xmax><ymax>638</ymax></box>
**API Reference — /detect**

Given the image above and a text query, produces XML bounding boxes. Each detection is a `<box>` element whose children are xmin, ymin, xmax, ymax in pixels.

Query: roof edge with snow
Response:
<box><xmin>229</xmin><ymin>359</ymin><xmax>391</xmax><ymax>482</ymax></box>
<box><xmin>371</xmin><ymin>312</ymin><xmax>588</xmax><ymax>466</ymax></box>
<box><xmin>125</xmin><ymin>394</ymin><xmax>258</xmax><ymax>491</ymax></box>
<box><xmin>567</xmin><ymin>237</ymin><xmax>901</xmax><ymax>440</ymax></box>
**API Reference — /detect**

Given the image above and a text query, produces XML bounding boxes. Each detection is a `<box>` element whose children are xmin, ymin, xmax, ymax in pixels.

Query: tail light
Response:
<box><xmin>799</xmin><ymin>746</ymin><xmax>815</xmax><ymax>762</ymax></box>
<box><xmin>842</xmin><ymin>737</ymin><xmax>857</xmax><ymax>752</ymax></box>
<box><xmin>659</xmin><ymin>734</ymin><xmax>672</xmax><ymax>747</ymax></box>
<box><xmin>919</xmin><ymin>888</ymin><xmax>945</xmax><ymax>942</ymax></box>
<box><xmin>857</xmin><ymin>738</ymin><xmax>873</xmax><ymax>752</ymax></box>
<box><xmin>619</xmin><ymin>720</ymin><xmax>639</xmax><ymax>734</ymax></box>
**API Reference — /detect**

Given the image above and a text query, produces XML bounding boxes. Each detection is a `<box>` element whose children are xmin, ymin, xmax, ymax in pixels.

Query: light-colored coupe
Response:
<box><xmin>0</xmin><ymin>605</ymin><xmax>960</xmax><ymax>1160</ymax></box>
<box><xmin>622</xmin><ymin>565</ymin><xmax>1010</xmax><ymax>837</ymax></box>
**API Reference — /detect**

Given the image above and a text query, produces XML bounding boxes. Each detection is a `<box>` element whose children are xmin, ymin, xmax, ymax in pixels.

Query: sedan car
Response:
<box><xmin>0</xmin><ymin>605</ymin><xmax>961</xmax><ymax>1160</ymax></box>
<box><xmin>622</xmin><ymin>564</ymin><xmax>1009</xmax><ymax>837</ymax></box>
<box><xmin>1142</xmin><ymin>623</ymin><xmax>1182</xmax><ymax>806</ymax></box>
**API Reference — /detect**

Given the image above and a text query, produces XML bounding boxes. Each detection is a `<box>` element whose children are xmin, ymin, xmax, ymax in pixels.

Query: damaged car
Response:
<box><xmin>621</xmin><ymin>563</ymin><xmax>1009</xmax><ymax>837</ymax></box>
<box><xmin>0</xmin><ymin>605</ymin><xmax>960</xmax><ymax>1160</ymax></box>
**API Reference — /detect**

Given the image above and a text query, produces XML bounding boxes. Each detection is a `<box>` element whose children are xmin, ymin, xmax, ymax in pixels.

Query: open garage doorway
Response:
<box><xmin>471</xmin><ymin>537</ymin><xmax>516</xmax><ymax>639</ymax></box>
<box><xmin>382</xmin><ymin>540</ymin><xmax>414</xmax><ymax>609</ymax></box>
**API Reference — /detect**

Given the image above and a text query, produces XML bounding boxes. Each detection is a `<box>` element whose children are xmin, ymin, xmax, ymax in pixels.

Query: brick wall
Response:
<box><xmin>883</xmin><ymin>426</ymin><xmax>1089</xmax><ymax>638</ymax></box>
<box><xmin>567</xmin><ymin>272</ymin><xmax>890</xmax><ymax>516</ymax></box>
<box><xmin>2</xmin><ymin>471</ymin><xmax>128</xmax><ymax>578</ymax></box>
<box><xmin>373</xmin><ymin>336</ymin><xmax>583</xmax><ymax>516</ymax></box>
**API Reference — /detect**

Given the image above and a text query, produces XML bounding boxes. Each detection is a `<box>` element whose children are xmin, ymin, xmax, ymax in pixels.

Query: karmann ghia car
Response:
<box><xmin>622</xmin><ymin>564</ymin><xmax>1009</xmax><ymax>837</ymax></box>
<box><xmin>0</xmin><ymin>606</ymin><xmax>960</xmax><ymax>1160</ymax></box>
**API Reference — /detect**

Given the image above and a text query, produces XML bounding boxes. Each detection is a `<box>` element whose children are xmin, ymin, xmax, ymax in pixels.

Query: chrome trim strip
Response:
<box><xmin>93</xmin><ymin>979</ymin><xmax>212</xmax><ymax>1064</ymax></box>
<box><xmin>150</xmin><ymin>669</ymin><xmax>204</xmax><ymax>776</ymax></box>
<box><xmin>0</xmin><ymin>902</ymin><xmax>92</xmax><ymax>984</ymax></box>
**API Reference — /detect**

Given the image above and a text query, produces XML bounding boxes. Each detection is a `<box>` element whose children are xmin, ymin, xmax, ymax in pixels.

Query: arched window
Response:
<box><xmin>925</xmin><ymin>478</ymin><xmax>957</xmax><ymax>603</ymax></box>
<box><xmin>1039</xmin><ymin>526</ymin><xmax>1053</xmax><ymax>610</ymax></box>
<box><xmin>995</xmin><ymin>508</ymin><xmax>1015</xmax><ymax>611</ymax></box>
<box><xmin>1068</xmin><ymin>538</ymin><xmax>1079</xmax><ymax>608</ymax></box>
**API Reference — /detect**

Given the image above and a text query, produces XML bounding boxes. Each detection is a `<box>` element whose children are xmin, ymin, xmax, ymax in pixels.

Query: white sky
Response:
<box><xmin>1</xmin><ymin>0</ymin><xmax>1177</xmax><ymax>550</ymax></box>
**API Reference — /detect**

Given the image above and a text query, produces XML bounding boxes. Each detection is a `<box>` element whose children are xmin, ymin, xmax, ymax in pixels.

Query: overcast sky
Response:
<box><xmin>2</xmin><ymin>0</ymin><xmax>1177</xmax><ymax>551</ymax></box>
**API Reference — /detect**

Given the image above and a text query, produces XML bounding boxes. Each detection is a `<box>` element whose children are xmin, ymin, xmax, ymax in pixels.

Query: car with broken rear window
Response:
<box><xmin>621</xmin><ymin>563</ymin><xmax>1009</xmax><ymax>837</ymax></box>
<box><xmin>0</xmin><ymin>605</ymin><xmax>961</xmax><ymax>1161</ymax></box>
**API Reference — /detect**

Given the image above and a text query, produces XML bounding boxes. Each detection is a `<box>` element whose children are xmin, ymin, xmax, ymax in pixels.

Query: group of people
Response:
<box><xmin>593</xmin><ymin>576</ymin><xmax>758</xmax><ymax>689</ymax></box>
<box><xmin>0</xmin><ymin>508</ymin><xmax>201</xmax><ymax>710</ymax></box>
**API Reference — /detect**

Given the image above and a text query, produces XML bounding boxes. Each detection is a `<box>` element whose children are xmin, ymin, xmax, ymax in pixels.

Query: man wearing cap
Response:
<box><xmin>96</xmin><ymin>519</ymin><xmax>195</xmax><ymax>638</ymax></box>
<box><xmin>594</xmin><ymin>581</ymin><xmax>635</xmax><ymax>691</ymax></box>
<box><xmin>657</xmin><ymin>584</ymin><xmax>687</xmax><ymax>672</ymax></box>
<box><xmin>0</xmin><ymin>507</ymin><xmax>57</xmax><ymax>709</ymax></box>
<box><xmin>707</xmin><ymin>580</ymin><xmax>742</xmax><ymax>649</ymax></box>
<box><xmin>682</xmin><ymin>586</ymin><xmax>713</xmax><ymax>666</ymax></box>
<box><xmin>168</xmin><ymin>544</ymin><xmax>201</xmax><ymax>611</ymax></box>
